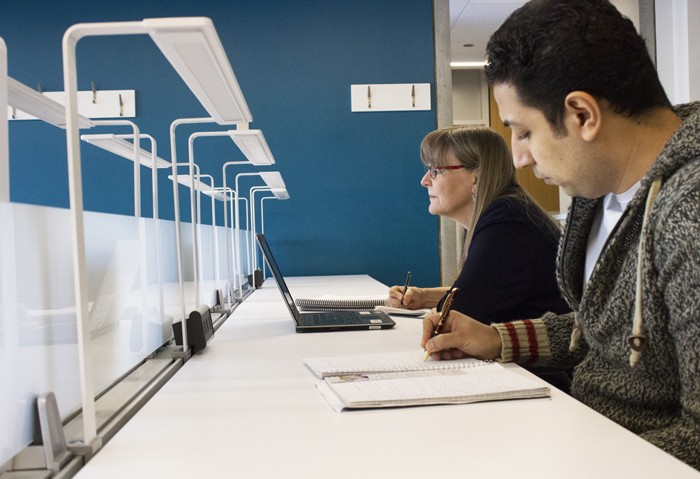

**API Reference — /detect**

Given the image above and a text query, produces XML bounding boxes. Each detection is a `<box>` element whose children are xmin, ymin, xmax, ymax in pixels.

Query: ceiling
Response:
<box><xmin>449</xmin><ymin>0</ymin><xmax>527</xmax><ymax>64</ymax></box>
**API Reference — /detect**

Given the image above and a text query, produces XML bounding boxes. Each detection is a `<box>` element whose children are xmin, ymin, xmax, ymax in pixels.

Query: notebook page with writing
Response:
<box><xmin>303</xmin><ymin>350</ymin><xmax>489</xmax><ymax>379</ymax></box>
<box><xmin>317</xmin><ymin>364</ymin><xmax>550</xmax><ymax>411</ymax></box>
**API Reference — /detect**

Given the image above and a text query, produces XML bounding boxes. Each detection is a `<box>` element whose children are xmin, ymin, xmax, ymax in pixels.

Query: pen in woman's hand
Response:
<box><xmin>423</xmin><ymin>287</ymin><xmax>458</xmax><ymax>361</ymax></box>
<box><xmin>400</xmin><ymin>271</ymin><xmax>411</xmax><ymax>307</ymax></box>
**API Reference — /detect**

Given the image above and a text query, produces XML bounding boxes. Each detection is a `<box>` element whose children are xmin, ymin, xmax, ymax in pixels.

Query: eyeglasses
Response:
<box><xmin>426</xmin><ymin>165</ymin><xmax>466</xmax><ymax>179</ymax></box>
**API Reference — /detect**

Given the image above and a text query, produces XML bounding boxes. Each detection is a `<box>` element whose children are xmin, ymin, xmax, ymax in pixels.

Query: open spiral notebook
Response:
<box><xmin>295</xmin><ymin>296</ymin><xmax>386</xmax><ymax>312</ymax></box>
<box><xmin>295</xmin><ymin>297</ymin><xmax>429</xmax><ymax>318</ymax></box>
<box><xmin>304</xmin><ymin>351</ymin><xmax>550</xmax><ymax>411</ymax></box>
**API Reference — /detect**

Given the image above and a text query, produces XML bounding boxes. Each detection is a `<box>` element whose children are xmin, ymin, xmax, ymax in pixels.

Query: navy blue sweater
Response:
<box><xmin>438</xmin><ymin>196</ymin><xmax>571</xmax><ymax>323</ymax></box>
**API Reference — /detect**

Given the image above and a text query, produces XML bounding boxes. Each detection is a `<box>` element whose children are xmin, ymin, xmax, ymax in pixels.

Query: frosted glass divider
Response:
<box><xmin>62</xmin><ymin>17</ymin><xmax>254</xmax><ymax>451</ymax></box>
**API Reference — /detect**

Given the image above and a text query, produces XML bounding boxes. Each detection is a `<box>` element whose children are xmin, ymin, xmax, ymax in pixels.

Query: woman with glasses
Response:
<box><xmin>387</xmin><ymin>125</ymin><xmax>570</xmax><ymax>324</ymax></box>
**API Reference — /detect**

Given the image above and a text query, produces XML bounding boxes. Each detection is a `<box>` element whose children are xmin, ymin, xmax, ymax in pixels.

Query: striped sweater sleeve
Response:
<box><xmin>492</xmin><ymin>319</ymin><xmax>551</xmax><ymax>364</ymax></box>
<box><xmin>491</xmin><ymin>312</ymin><xmax>586</xmax><ymax>367</ymax></box>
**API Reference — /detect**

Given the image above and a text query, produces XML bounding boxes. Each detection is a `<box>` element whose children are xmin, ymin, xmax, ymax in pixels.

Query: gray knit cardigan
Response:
<box><xmin>492</xmin><ymin>102</ymin><xmax>700</xmax><ymax>470</ymax></box>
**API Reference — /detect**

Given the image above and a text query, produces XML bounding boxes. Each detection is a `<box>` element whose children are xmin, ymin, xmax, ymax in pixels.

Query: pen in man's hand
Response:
<box><xmin>423</xmin><ymin>287</ymin><xmax>458</xmax><ymax>361</ymax></box>
<box><xmin>400</xmin><ymin>271</ymin><xmax>411</xmax><ymax>307</ymax></box>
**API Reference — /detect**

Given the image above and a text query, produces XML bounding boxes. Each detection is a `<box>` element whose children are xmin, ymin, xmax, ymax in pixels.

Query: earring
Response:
<box><xmin>472</xmin><ymin>192</ymin><xmax>477</xmax><ymax>203</ymax></box>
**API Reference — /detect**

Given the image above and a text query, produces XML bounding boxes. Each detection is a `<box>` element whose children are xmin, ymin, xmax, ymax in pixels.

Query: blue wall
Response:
<box><xmin>1</xmin><ymin>0</ymin><xmax>439</xmax><ymax>287</ymax></box>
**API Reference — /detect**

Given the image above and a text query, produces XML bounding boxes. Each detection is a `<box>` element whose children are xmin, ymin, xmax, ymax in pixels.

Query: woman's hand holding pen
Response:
<box><xmin>421</xmin><ymin>310</ymin><xmax>502</xmax><ymax>361</ymax></box>
<box><xmin>386</xmin><ymin>286</ymin><xmax>448</xmax><ymax>309</ymax></box>
<box><xmin>387</xmin><ymin>286</ymin><xmax>422</xmax><ymax>309</ymax></box>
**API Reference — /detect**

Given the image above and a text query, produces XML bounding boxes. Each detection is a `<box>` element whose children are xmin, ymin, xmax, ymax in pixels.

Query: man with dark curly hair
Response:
<box><xmin>421</xmin><ymin>0</ymin><xmax>700</xmax><ymax>470</ymax></box>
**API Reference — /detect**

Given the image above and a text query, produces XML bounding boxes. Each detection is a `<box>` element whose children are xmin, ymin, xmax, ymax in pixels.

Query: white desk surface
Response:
<box><xmin>75</xmin><ymin>275</ymin><xmax>700</xmax><ymax>478</ymax></box>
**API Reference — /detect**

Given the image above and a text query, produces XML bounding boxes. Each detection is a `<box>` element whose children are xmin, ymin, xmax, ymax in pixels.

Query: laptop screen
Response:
<box><xmin>255</xmin><ymin>234</ymin><xmax>302</xmax><ymax>323</ymax></box>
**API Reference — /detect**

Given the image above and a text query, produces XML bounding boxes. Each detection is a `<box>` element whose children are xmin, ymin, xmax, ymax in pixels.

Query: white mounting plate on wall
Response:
<box><xmin>351</xmin><ymin>83</ymin><xmax>431</xmax><ymax>112</ymax></box>
<box><xmin>8</xmin><ymin>89</ymin><xmax>136</xmax><ymax>120</ymax></box>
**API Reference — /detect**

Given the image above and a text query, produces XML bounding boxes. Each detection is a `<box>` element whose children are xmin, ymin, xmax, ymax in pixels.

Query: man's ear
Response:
<box><xmin>564</xmin><ymin>91</ymin><xmax>602</xmax><ymax>142</ymax></box>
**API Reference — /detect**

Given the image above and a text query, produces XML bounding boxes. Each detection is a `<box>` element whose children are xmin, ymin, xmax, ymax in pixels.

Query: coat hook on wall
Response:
<box><xmin>91</xmin><ymin>81</ymin><xmax>97</xmax><ymax>104</ymax></box>
<box><xmin>11</xmin><ymin>106</ymin><xmax>16</xmax><ymax>119</ymax></box>
<box><xmin>118</xmin><ymin>94</ymin><xmax>124</xmax><ymax>116</ymax></box>
<box><xmin>351</xmin><ymin>83</ymin><xmax>430</xmax><ymax>112</ymax></box>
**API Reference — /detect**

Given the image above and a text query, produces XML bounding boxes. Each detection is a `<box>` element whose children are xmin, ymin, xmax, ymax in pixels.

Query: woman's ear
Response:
<box><xmin>564</xmin><ymin>91</ymin><xmax>602</xmax><ymax>142</ymax></box>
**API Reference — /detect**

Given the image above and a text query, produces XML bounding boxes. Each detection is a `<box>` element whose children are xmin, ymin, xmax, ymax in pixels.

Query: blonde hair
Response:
<box><xmin>420</xmin><ymin>125</ymin><xmax>559</xmax><ymax>266</ymax></box>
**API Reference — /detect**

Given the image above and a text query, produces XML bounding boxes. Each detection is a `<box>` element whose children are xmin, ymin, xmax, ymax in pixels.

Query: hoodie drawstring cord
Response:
<box><xmin>629</xmin><ymin>177</ymin><xmax>663</xmax><ymax>367</ymax></box>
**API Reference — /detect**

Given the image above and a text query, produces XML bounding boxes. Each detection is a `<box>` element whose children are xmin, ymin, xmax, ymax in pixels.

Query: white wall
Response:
<box><xmin>452</xmin><ymin>69</ymin><xmax>488</xmax><ymax>126</ymax></box>
<box><xmin>656</xmin><ymin>0</ymin><xmax>700</xmax><ymax>103</ymax></box>
<box><xmin>613</xmin><ymin>0</ymin><xmax>641</xmax><ymax>28</ymax></box>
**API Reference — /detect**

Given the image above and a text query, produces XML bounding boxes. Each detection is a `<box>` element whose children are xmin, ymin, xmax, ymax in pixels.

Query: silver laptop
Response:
<box><xmin>255</xmin><ymin>234</ymin><xmax>395</xmax><ymax>333</ymax></box>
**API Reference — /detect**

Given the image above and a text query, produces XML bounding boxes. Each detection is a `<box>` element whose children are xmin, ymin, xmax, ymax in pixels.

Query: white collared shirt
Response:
<box><xmin>585</xmin><ymin>181</ymin><xmax>642</xmax><ymax>284</ymax></box>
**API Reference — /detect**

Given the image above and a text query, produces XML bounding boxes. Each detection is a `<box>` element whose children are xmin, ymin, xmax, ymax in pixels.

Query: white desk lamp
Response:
<box><xmin>258</xmin><ymin>189</ymin><xmax>290</xmax><ymax>279</ymax></box>
<box><xmin>211</xmin><ymin>185</ymin><xmax>239</xmax><ymax>303</ymax></box>
<box><xmin>220</xmin><ymin>152</ymin><xmax>275</xmax><ymax>299</ymax></box>
<box><xmin>81</xmin><ymin>133</ymin><xmax>170</xmax><ymax>168</ymax></box>
<box><xmin>2</xmin><ymin>39</ymin><xmax>93</xmax><ymax>469</ymax></box>
<box><xmin>81</xmin><ymin>132</ymin><xmax>170</xmax><ymax>327</ymax></box>
<box><xmin>4</xmin><ymin>69</ymin><xmax>93</xmax><ymax>203</ymax></box>
<box><xmin>211</xmin><ymin>185</ymin><xmax>237</xmax><ymax>304</ymax></box>
<box><xmin>169</xmin><ymin>170</ymin><xmax>227</xmax><ymax>305</ymax></box>
<box><xmin>247</xmin><ymin>186</ymin><xmax>270</xmax><ymax>286</ymax></box>
<box><xmin>168</xmin><ymin>123</ymin><xmax>275</xmax><ymax>331</ymax></box>
<box><xmin>248</xmin><ymin>173</ymin><xmax>287</xmax><ymax>281</ymax></box>
<box><xmin>183</xmin><ymin>129</ymin><xmax>275</xmax><ymax>306</ymax></box>
<box><xmin>0</xmin><ymin>42</ymin><xmax>23</xmax><ymax>464</ymax></box>
<box><xmin>7</xmin><ymin>77</ymin><xmax>94</xmax><ymax>130</ymax></box>
<box><xmin>237</xmin><ymin>171</ymin><xmax>286</xmax><ymax>287</ymax></box>
<box><xmin>215</xmin><ymin>184</ymin><xmax>248</xmax><ymax>302</ymax></box>
<box><xmin>81</xmin><ymin>121</ymin><xmax>148</xmax><ymax>217</ymax></box>
<box><xmin>80</xmin><ymin>124</ymin><xmax>152</xmax><ymax>351</ymax></box>
<box><xmin>62</xmin><ymin>16</ymin><xmax>252</xmax><ymax>450</ymax></box>
<box><xmin>180</xmin><ymin>173</ymin><xmax>228</xmax><ymax>295</ymax></box>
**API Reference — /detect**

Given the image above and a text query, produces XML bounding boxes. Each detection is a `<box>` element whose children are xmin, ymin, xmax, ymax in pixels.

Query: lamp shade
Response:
<box><xmin>229</xmin><ymin>129</ymin><xmax>275</xmax><ymax>165</ymax></box>
<box><xmin>169</xmin><ymin>173</ymin><xmax>229</xmax><ymax>202</ymax></box>
<box><xmin>259</xmin><ymin>171</ymin><xmax>285</xmax><ymax>190</ymax></box>
<box><xmin>144</xmin><ymin>17</ymin><xmax>252</xmax><ymax>125</ymax></box>
<box><xmin>8</xmin><ymin>77</ymin><xmax>93</xmax><ymax>129</ymax></box>
<box><xmin>81</xmin><ymin>134</ymin><xmax>170</xmax><ymax>168</ymax></box>
<box><xmin>270</xmin><ymin>188</ymin><xmax>289</xmax><ymax>200</ymax></box>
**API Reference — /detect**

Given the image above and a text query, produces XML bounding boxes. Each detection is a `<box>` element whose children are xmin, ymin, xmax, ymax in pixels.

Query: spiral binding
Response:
<box><xmin>295</xmin><ymin>298</ymin><xmax>386</xmax><ymax>311</ymax></box>
<box><xmin>326</xmin><ymin>359</ymin><xmax>490</xmax><ymax>376</ymax></box>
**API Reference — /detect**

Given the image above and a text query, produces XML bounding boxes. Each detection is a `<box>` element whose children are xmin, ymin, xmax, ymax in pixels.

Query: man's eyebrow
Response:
<box><xmin>502</xmin><ymin>119</ymin><xmax>518</xmax><ymax>128</ymax></box>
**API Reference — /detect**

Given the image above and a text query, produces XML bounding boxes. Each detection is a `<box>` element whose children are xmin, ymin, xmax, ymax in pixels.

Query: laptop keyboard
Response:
<box><xmin>301</xmin><ymin>312</ymin><xmax>361</xmax><ymax>326</ymax></box>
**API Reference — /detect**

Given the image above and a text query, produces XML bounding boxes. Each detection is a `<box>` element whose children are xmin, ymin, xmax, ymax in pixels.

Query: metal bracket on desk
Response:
<box><xmin>10</xmin><ymin>393</ymin><xmax>72</xmax><ymax>474</ymax></box>
<box><xmin>159</xmin><ymin>343</ymin><xmax>192</xmax><ymax>361</ymax></box>
<box><xmin>66</xmin><ymin>437</ymin><xmax>102</xmax><ymax>462</ymax></box>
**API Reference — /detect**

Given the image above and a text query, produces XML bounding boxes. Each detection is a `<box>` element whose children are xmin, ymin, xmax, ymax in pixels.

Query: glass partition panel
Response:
<box><xmin>0</xmin><ymin>201</ymin><xmax>240</xmax><ymax>464</ymax></box>
<box><xmin>1</xmin><ymin>203</ymin><xmax>82</xmax><ymax>463</ymax></box>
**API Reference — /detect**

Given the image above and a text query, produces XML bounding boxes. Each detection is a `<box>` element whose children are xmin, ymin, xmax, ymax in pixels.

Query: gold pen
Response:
<box><xmin>423</xmin><ymin>287</ymin><xmax>458</xmax><ymax>361</ymax></box>
<box><xmin>400</xmin><ymin>271</ymin><xmax>411</xmax><ymax>307</ymax></box>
